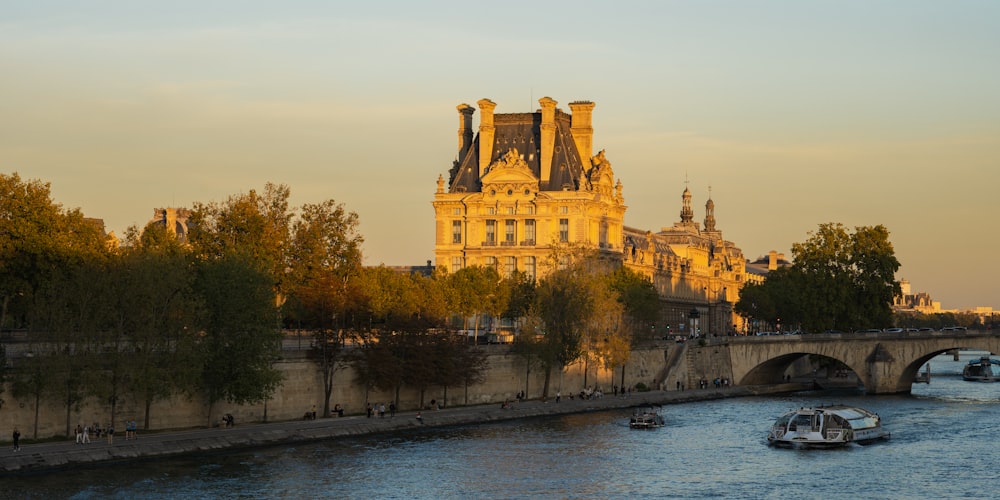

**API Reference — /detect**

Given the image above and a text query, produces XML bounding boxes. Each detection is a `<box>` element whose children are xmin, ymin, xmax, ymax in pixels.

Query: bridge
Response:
<box><xmin>715</xmin><ymin>329</ymin><xmax>1000</xmax><ymax>394</ymax></box>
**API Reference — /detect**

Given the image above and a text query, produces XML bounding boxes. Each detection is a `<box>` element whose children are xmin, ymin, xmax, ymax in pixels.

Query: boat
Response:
<box><xmin>766</xmin><ymin>405</ymin><xmax>889</xmax><ymax>448</ymax></box>
<box><xmin>629</xmin><ymin>407</ymin><xmax>665</xmax><ymax>429</ymax></box>
<box><xmin>962</xmin><ymin>356</ymin><xmax>1000</xmax><ymax>381</ymax></box>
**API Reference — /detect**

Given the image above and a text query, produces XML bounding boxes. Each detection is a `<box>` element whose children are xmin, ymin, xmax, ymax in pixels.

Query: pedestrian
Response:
<box><xmin>415</xmin><ymin>412</ymin><xmax>423</xmax><ymax>424</ymax></box>
<box><xmin>311</xmin><ymin>404</ymin><xmax>317</xmax><ymax>420</ymax></box>
<box><xmin>556</xmin><ymin>391</ymin><xmax>561</xmax><ymax>403</ymax></box>
<box><xmin>379</xmin><ymin>403</ymin><xmax>385</xmax><ymax>418</ymax></box>
<box><xmin>83</xmin><ymin>425</ymin><xmax>91</xmax><ymax>443</ymax></box>
<box><xmin>389</xmin><ymin>402</ymin><xmax>396</xmax><ymax>418</ymax></box>
<box><xmin>107</xmin><ymin>424</ymin><xmax>114</xmax><ymax>445</ymax></box>
<box><xmin>12</xmin><ymin>427</ymin><xmax>20</xmax><ymax>452</ymax></box>
<box><xmin>75</xmin><ymin>424</ymin><xmax>83</xmax><ymax>444</ymax></box>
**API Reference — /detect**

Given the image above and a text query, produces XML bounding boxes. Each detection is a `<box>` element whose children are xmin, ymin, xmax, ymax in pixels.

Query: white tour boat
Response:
<box><xmin>962</xmin><ymin>356</ymin><xmax>1000</xmax><ymax>382</ymax></box>
<box><xmin>629</xmin><ymin>407</ymin><xmax>665</xmax><ymax>429</ymax></box>
<box><xmin>767</xmin><ymin>405</ymin><xmax>890</xmax><ymax>448</ymax></box>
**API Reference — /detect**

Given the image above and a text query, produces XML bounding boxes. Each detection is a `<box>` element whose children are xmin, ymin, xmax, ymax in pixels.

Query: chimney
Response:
<box><xmin>477</xmin><ymin>98</ymin><xmax>497</xmax><ymax>178</ymax></box>
<box><xmin>768</xmin><ymin>250</ymin><xmax>778</xmax><ymax>271</ymax></box>
<box><xmin>538</xmin><ymin>97</ymin><xmax>557</xmax><ymax>188</ymax></box>
<box><xmin>456</xmin><ymin>103</ymin><xmax>474</xmax><ymax>162</ymax></box>
<box><xmin>568</xmin><ymin>101</ymin><xmax>595</xmax><ymax>164</ymax></box>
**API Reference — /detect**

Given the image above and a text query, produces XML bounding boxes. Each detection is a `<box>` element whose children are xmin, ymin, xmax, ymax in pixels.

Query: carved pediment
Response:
<box><xmin>481</xmin><ymin>148</ymin><xmax>539</xmax><ymax>193</ymax></box>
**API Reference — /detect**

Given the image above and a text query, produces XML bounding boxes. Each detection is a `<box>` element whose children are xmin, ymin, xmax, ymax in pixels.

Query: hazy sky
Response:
<box><xmin>3</xmin><ymin>1</ymin><xmax>998</xmax><ymax>310</ymax></box>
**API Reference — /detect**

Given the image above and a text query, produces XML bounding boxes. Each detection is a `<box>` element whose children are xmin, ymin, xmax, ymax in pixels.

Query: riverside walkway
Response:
<box><xmin>0</xmin><ymin>383</ymin><xmax>809</xmax><ymax>475</ymax></box>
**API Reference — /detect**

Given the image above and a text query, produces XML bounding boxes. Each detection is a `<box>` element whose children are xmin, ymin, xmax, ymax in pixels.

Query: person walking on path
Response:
<box><xmin>106</xmin><ymin>424</ymin><xmax>114</xmax><ymax>445</ymax></box>
<box><xmin>12</xmin><ymin>428</ymin><xmax>20</xmax><ymax>452</ymax></box>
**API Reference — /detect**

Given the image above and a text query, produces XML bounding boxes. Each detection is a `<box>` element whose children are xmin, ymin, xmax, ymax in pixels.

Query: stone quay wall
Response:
<box><xmin>1</xmin><ymin>341</ymin><xmax>696</xmax><ymax>439</ymax></box>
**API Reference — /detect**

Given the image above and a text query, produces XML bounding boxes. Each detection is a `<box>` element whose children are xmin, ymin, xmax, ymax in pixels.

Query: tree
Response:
<box><xmin>736</xmin><ymin>223</ymin><xmax>901</xmax><ymax>332</ymax></box>
<box><xmin>526</xmin><ymin>261</ymin><xmax>603</xmax><ymax>398</ymax></box>
<box><xmin>195</xmin><ymin>254</ymin><xmax>284</xmax><ymax>425</ymax></box>
<box><xmin>118</xmin><ymin>225</ymin><xmax>205</xmax><ymax>430</ymax></box>
<box><xmin>0</xmin><ymin>173</ymin><xmax>108</xmax><ymax>331</ymax></box>
<box><xmin>287</xmin><ymin>199</ymin><xmax>363</xmax><ymax>418</ymax></box>
<box><xmin>442</xmin><ymin>266</ymin><xmax>508</xmax><ymax>343</ymax></box>
<box><xmin>188</xmin><ymin>182</ymin><xmax>292</xmax><ymax>298</ymax></box>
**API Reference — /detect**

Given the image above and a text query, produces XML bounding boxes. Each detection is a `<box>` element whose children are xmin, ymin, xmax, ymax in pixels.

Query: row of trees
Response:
<box><xmin>1</xmin><ymin>173</ymin><xmax>661</xmax><ymax>436</ymax></box>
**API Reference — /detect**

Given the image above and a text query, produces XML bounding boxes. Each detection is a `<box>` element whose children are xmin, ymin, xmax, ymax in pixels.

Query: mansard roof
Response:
<box><xmin>447</xmin><ymin>109</ymin><xmax>586</xmax><ymax>193</ymax></box>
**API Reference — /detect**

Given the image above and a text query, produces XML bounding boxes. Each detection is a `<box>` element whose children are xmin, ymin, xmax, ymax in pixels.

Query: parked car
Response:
<box><xmin>857</xmin><ymin>329</ymin><xmax>882</xmax><ymax>334</ymax></box>
<box><xmin>883</xmin><ymin>328</ymin><xmax>904</xmax><ymax>333</ymax></box>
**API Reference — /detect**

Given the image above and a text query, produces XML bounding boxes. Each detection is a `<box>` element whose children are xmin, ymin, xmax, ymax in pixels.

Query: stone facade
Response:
<box><xmin>433</xmin><ymin>97</ymin><xmax>756</xmax><ymax>334</ymax></box>
<box><xmin>0</xmin><ymin>345</ymin><xmax>673</xmax><ymax>439</ymax></box>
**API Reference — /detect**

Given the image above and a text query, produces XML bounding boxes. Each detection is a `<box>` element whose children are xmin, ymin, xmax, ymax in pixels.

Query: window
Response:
<box><xmin>599</xmin><ymin>222</ymin><xmax>608</xmax><ymax>247</ymax></box>
<box><xmin>451</xmin><ymin>256</ymin><xmax>463</xmax><ymax>273</ymax></box>
<box><xmin>504</xmin><ymin>256</ymin><xmax>516</xmax><ymax>277</ymax></box>
<box><xmin>486</xmin><ymin>256</ymin><xmax>497</xmax><ymax>270</ymax></box>
<box><xmin>452</xmin><ymin>208</ymin><xmax>461</xmax><ymax>215</ymax></box>
<box><xmin>505</xmin><ymin>220</ymin><xmax>516</xmax><ymax>244</ymax></box>
<box><xmin>452</xmin><ymin>220</ymin><xmax>462</xmax><ymax>244</ymax></box>
<box><xmin>558</xmin><ymin>254</ymin><xmax>570</xmax><ymax>270</ymax></box>
<box><xmin>524</xmin><ymin>256</ymin><xmax>536</xmax><ymax>281</ymax></box>
<box><xmin>507</xmin><ymin>206</ymin><xmax>515</xmax><ymax>214</ymax></box>
<box><xmin>524</xmin><ymin>219</ymin><xmax>536</xmax><ymax>244</ymax></box>
<box><xmin>560</xmin><ymin>206</ymin><xmax>568</xmax><ymax>214</ymax></box>
<box><xmin>485</xmin><ymin>220</ymin><xmax>496</xmax><ymax>244</ymax></box>
<box><xmin>525</xmin><ymin>205</ymin><xmax>535</xmax><ymax>214</ymax></box>
<box><xmin>559</xmin><ymin>218</ymin><xmax>569</xmax><ymax>242</ymax></box>
<box><xmin>487</xmin><ymin>207</ymin><xmax>495</xmax><ymax>215</ymax></box>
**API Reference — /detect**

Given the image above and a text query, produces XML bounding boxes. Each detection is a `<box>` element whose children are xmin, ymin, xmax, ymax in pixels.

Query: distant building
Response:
<box><xmin>146</xmin><ymin>208</ymin><xmax>191</xmax><ymax>242</ymax></box>
<box><xmin>431</xmin><ymin>97</ymin><xmax>759</xmax><ymax>334</ymax></box>
<box><xmin>745</xmin><ymin>250</ymin><xmax>791</xmax><ymax>282</ymax></box>
<box><xmin>893</xmin><ymin>278</ymin><xmax>941</xmax><ymax>314</ymax></box>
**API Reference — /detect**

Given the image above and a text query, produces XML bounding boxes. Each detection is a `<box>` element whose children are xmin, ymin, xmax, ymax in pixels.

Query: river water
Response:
<box><xmin>6</xmin><ymin>352</ymin><xmax>998</xmax><ymax>499</ymax></box>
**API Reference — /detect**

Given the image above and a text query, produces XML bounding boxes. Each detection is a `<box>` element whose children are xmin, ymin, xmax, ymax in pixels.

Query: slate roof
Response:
<box><xmin>448</xmin><ymin>110</ymin><xmax>586</xmax><ymax>193</ymax></box>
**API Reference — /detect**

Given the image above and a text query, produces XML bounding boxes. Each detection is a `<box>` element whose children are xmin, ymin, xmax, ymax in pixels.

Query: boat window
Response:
<box><xmin>846</xmin><ymin>417</ymin><xmax>878</xmax><ymax>429</ymax></box>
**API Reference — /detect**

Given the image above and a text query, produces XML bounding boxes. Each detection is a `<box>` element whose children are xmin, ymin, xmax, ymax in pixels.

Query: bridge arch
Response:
<box><xmin>723</xmin><ymin>331</ymin><xmax>1000</xmax><ymax>395</ymax></box>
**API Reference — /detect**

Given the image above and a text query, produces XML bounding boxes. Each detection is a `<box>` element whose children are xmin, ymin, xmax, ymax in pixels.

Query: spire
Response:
<box><xmin>680</xmin><ymin>186</ymin><xmax>694</xmax><ymax>224</ymax></box>
<box><xmin>704</xmin><ymin>185</ymin><xmax>716</xmax><ymax>232</ymax></box>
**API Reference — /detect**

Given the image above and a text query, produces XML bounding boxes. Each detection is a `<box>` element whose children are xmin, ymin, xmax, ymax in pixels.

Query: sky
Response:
<box><xmin>2</xmin><ymin>1</ymin><xmax>998</xmax><ymax>311</ymax></box>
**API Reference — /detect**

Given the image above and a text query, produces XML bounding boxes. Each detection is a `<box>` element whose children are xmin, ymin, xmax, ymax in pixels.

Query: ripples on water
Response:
<box><xmin>7</xmin><ymin>352</ymin><xmax>998</xmax><ymax>499</ymax></box>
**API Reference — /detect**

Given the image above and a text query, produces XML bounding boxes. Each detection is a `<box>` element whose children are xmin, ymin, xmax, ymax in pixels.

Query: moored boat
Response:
<box><xmin>629</xmin><ymin>407</ymin><xmax>665</xmax><ymax>429</ymax></box>
<box><xmin>962</xmin><ymin>356</ymin><xmax>1000</xmax><ymax>381</ymax></box>
<box><xmin>767</xmin><ymin>405</ymin><xmax>889</xmax><ymax>448</ymax></box>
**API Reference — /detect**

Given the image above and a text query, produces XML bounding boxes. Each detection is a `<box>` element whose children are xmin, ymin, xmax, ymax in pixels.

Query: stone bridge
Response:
<box><xmin>716</xmin><ymin>329</ymin><xmax>1000</xmax><ymax>394</ymax></box>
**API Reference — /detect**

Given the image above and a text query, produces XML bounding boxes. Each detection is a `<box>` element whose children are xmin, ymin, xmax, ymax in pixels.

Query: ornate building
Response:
<box><xmin>432</xmin><ymin>97</ymin><xmax>754</xmax><ymax>334</ymax></box>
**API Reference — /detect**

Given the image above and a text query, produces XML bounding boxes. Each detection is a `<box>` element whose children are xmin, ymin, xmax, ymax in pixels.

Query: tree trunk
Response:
<box><xmin>323</xmin><ymin>365</ymin><xmax>334</xmax><ymax>418</ymax></box>
<box><xmin>144</xmin><ymin>399</ymin><xmax>152</xmax><ymax>430</ymax></box>
<box><xmin>541</xmin><ymin>365</ymin><xmax>552</xmax><ymax>400</ymax></box>
<box><xmin>525</xmin><ymin>363</ymin><xmax>531</xmax><ymax>400</ymax></box>
<box><xmin>33</xmin><ymin>393</ymin><xmax>40</xmax><ymax>439</ymax></box>
<box><xmin>620</xmin><ymin>364</ymin><xmax>626</xmax><ymax>391</ymax></box>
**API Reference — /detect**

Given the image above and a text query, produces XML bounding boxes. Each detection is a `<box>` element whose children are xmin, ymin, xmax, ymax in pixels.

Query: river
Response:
<box><xmin>4</xmin><ymin>352</ymin><xmax>998</xmax><ymax>499</ymax></box>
